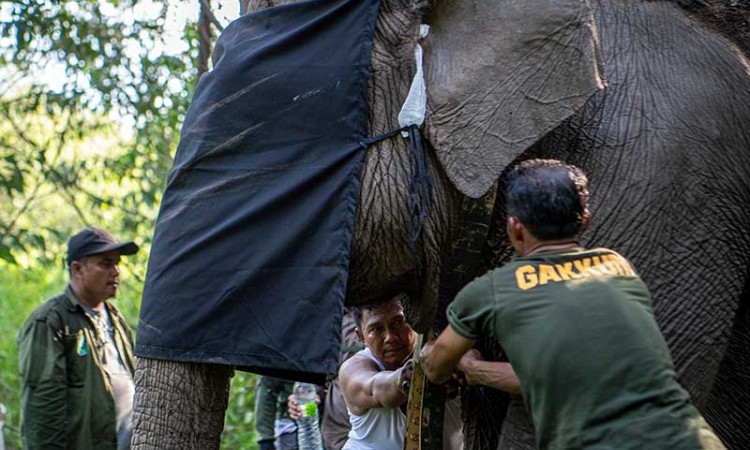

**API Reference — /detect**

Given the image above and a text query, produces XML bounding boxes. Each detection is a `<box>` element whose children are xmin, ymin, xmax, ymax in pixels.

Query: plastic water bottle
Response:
<box><xmin>294</xmin><ymin>382</ymin><xmax>323</xmax><ymax>450</ymax></box>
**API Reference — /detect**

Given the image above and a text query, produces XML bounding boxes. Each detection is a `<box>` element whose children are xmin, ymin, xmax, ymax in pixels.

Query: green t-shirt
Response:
<box><xmin>447</xmin><ymin>247</ymin><xmax>704</xmax><ymax>450</ymax></box>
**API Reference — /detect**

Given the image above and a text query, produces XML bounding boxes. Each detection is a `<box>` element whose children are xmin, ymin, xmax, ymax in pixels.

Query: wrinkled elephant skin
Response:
<box><xmin>132</xmin><ymin>1</ymin><xmax>750</xmax><ymax>449</ymax></box>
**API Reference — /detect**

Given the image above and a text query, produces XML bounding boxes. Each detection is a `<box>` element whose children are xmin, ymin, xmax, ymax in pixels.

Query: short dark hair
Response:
<box><xmin>506</xmin><ymin>159</ymin><xmax>589</xmax><ymax>240</ymax></box>
<box><xmin>352</xmin><ymin>293</ymin><xmax>408</xmax><ymax>330</ymax></box>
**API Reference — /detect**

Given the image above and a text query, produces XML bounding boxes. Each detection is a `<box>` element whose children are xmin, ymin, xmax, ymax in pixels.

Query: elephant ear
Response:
<box><xmin>423</xmin><ymin>0</ymin><xmax>604</xmax><ymax>198</ymax></box>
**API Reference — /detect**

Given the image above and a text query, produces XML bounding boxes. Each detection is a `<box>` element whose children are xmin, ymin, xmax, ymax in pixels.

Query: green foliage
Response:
<box><xmin>0</xmin><ymin>2</ymin><xmax>263</xmax><ymax>448</ymax></box>
<box><xmin>222</xmin><ymin>371</ymin><xmax>260</xmax><ymax>450</ymax></box>
<box><xmin>0</xmin><ymin>0</ymin><xmax>198</xmax><ymax>261</ymax></box>
<box><xmin>0</xmin><ymin>266</ymin><xmax>62</xmax><ymax>449</ymax></box>
<box><xmin>2</xmin><ymin>0</ymin><xmax>161</xmax><ymax>113</ymax></box>
<box><xmin>0</xmin><ymin>92</ymin><xmax>116</xmax><ymax>266</ymax></box>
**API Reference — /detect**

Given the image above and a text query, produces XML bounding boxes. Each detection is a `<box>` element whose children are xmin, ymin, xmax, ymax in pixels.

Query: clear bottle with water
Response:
<box><xmin>294</xmin><ymin>382</ymin><xmax>323</xmax><ymax>450</ymax></box>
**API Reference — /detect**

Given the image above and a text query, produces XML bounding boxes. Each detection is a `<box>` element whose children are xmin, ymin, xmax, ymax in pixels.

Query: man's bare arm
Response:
<box><xmin>339</xmin><ymin>354</ymin><xmax>410</xmax><ymax>416</ymax></box>
<box><xmin>459</xmin><ymin>349</ymin><xmax>521</xmax><ymax>394</ymax></box>
<box><xmin>421</xmin><ymin>325</ymin><xmax>475</xmax><ymax>384</ymax></box>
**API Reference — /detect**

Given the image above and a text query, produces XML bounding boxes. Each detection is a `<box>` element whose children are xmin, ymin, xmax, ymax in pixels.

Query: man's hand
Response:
<box><xmin>457</xmin><ymin>349</ymin><xmax>484</xmax><ymax>386</ymax></box>
<box><xmin>442</xmin><ymin>372</ymin><xmax>463</xmax><ymax>398</ymax></box>
<box><xmin>455</xmin><ymin>350</ymin><xmax>521</xmax><ymax>395</ymax></box>
<box><xmin>287</xmin><ymin>394</ymin><xmax>301</xmax><ymax>420</ymax></box>
<box><xmin>421</xmin><ymin>326</ymin><xmax>476</xmax><ymax>384</ymax></box>
<box><xmin>398</xmin><ymin>359</ymin><xmax>414</xmax><ymax>392</ymax></box>
<box><xmin>287</xmin><ymin>392</ymin><xmax>321</xmax><ymax>421</ymax></box>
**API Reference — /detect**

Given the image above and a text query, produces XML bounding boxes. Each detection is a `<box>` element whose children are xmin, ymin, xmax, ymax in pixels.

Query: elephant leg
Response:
<box><xmin>131</xmin><ymin>358</ymin><xmax>233</xmax><ymax>450</ymax></box>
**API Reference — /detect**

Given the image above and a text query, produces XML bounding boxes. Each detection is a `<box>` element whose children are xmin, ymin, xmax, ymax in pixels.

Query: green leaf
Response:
<box><xmin>11</xmin><ymin>167</ymin><xmax>24</xmax><ymax>193</ymax></box>
<box><xmin>0</xmin><ymin>243</ymin><xmax>17</xmax><ymax>264</ymax></box>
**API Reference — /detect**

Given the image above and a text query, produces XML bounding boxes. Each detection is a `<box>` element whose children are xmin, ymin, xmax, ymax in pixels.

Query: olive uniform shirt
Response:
<box><xmin>17</xmin><ymin>286</ymin><xmax>135</xmax><ymax>450</ymax></box>
<box><xmin>447</xmin><ymin>248</ymin><xmax>705</xmax><ymax>450</ymax></box>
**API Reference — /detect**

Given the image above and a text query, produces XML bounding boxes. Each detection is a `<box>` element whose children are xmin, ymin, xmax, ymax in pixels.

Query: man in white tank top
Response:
<box><xmin>339</xmin><ymin>294</ymin><xmax>416</xmax><ymax>450</ymax></box>
<box><xmin>287</xmin><ymin>300</ymin><xmax>464</xmax><ymax>449</ymax></box>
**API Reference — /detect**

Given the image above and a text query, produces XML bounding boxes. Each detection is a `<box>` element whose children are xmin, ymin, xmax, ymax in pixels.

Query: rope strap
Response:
<box><xmin>359</xmin><ymin>125</ymin><xmax>434</xmax><ymax>266</ymax></box>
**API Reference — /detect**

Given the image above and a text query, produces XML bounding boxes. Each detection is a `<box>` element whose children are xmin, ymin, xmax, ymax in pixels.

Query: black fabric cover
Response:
<box><xmin>136</xmin><ymin>0</ymin><xmax>380</xmax><ymax>382</ymax></box>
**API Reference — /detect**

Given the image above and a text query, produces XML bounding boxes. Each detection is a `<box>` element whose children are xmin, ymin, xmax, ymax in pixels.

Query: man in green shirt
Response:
<box><xmin>421</xmin><ymin>159</ymin><xmax>715</xmax><ymax>449</ymax></box>
<box><xmin>18</xmin><ymin>228</ymin><xmax>138</xmax><ymax>450</ymax></box>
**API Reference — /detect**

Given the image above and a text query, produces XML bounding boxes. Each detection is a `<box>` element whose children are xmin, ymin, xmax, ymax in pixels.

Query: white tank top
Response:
<box><xmin>342</xmin><ymin>348</ymin><xmax>406</xmax><ymax>450</ymax></box>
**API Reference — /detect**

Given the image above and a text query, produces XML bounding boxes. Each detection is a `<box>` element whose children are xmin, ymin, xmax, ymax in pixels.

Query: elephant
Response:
<box><xmin>131</xmin><ymin>0</ymin><xmax>750</xmax><ymax>449</ymax></box>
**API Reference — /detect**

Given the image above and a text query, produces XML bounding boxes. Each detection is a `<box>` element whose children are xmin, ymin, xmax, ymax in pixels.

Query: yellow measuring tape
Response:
<box><xmin>404</xmin><ymin>334</ymin><xmax>425</xmax><ymax>450</ymax></box>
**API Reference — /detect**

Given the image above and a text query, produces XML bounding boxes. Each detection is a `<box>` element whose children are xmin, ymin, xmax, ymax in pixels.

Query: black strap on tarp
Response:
<box><xmin>136</xmin><ymin>0</ymin><xmax>381</xmax><ymax>384</ymax></box>
<box><xmin>358</xmin><ymin>125</ymin><xmax>409</xmax><ymax>148</ymax></box>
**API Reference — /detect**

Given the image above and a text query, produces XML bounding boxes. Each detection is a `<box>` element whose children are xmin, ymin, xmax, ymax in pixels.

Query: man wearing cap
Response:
<box><xmin>17</xmin><ymin>228</ymin><xmax>139</xmax><ymax>450</ymax></box>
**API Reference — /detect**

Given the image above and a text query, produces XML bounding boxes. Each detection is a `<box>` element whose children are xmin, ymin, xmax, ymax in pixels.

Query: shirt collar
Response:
<box><xmin>64</xmin><ymin>284</ymin><xmax>83</xmax><ymax>312</ymax></box>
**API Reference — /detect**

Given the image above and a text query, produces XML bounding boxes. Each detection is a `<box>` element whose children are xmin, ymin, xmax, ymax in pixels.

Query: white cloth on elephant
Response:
<box><xmin>342</xmin><ymin>348</ymin><xmax>406</xmax><ymax>450</ymax></box>
<box><xmin>398</xmin><ymin>24</ymin><xmax>430</xmax><ymax>135</ymax></box>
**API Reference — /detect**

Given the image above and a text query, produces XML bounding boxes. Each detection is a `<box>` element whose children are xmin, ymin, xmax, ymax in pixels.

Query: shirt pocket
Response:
<box><xmin>63</xmin><ymin>330</ymin><xmax>89</xmax><ymax>387</ymax></box>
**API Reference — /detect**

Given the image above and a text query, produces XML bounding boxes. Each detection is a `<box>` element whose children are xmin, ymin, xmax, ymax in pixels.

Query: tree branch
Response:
<box><xmin>2</xmin><ymin>106</ymin><xmax>148</xmax><ymax>226</ymax></box>
<box><xmin>239</xmin><ymin>0</ymin><xmax>249</xmax><ymax>16</ymax></box>
<box><xmin>200</xmin><ymin>0</ymin><xmax>225</xmax><ymax>32</ymax></box>
<box><xmin>197</xmin><ymin>0</ymin><xmax>214</xmax><ymax>81</ymax></box>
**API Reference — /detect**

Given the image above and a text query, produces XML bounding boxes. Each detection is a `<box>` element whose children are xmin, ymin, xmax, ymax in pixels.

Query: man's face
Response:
<box><xmin>358</xmin><ymin>298</ymin><xmax>417</xmax><ymax>370</ymax></box>
<box><xmin>72</xmin><ymin>250</ymin><xmax>122</xmax><ymax>302</ymax></box>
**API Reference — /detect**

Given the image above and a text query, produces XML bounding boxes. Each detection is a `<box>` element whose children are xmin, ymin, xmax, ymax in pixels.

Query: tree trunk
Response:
<box><xmin>131</xmin><ymin>358</ymin><xmax>233</xmax><ymax>450</ymax></box>
<box><xmin>197</xmin><ymin>0</ymin><xmax>213</xmax><ymax>81</ymax></box>
<box><xmin>239</xmin><ymin>0</ymin><xmax>249</xmax><ymax>16</ymax></box>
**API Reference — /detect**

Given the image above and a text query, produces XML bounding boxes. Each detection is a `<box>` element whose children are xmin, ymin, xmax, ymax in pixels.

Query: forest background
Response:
<box><xmin>0</xmin><ymin>1</ymin><xmax>261</xmax><ymax>448</ymax></box>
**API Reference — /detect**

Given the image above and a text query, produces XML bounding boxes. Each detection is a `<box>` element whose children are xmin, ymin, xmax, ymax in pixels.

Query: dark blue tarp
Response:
<box><xmin>136</xmin><ymin>0</ymin><xmax>380</xmax><ymax>382</ymax></box>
